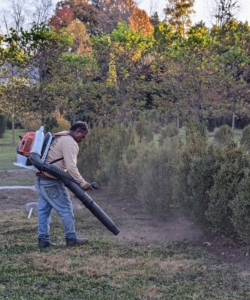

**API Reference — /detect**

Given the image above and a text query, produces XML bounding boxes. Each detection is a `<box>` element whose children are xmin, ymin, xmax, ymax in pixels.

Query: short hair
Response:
<box><xmin>70</xmin><ymin>121</ymin><xmax>89</xmax><ymax>132</ymax></box>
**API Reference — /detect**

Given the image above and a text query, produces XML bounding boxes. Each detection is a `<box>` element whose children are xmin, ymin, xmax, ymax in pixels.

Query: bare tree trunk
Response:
<box><xmin>0</xmin><ymin>0</ymin><xmax>55</xmax><ymax>34</ymax></box>
<box><xmin>0</xmin><ymin>9</ymin><xmax>10</xmax><ymax>35</ymax></box>
<box><xmin>11</xmin><ymin>105</ymin><xmax>15</xmax><ymax>146</ymax></box>
<box><xmin>0</xmin><ymin>0</ymin><xmax>27</xmax><ymax>33</ymax></box>
<box><xmin>11</xmin><ymin>122</ymin><xmax>15</xmax><ymax>145</ymax></box>
<box><xmin>232</xmin><ymin>111</ymin><xmax>235</xmax><ymax>130</ymax></box>
<box><xmin>40</xmin><ymin>87</ymin><xmax>45</xmax><ymax>125</ymax></box>
<box><xmin>149</xmin><ymin>0</ymin><xmax>159</xmax><ymax>16</ymax></box>
<box><xmin>10</xmin><ymin>66</ymin><xmax>16</xmax><ymax>146</ymax></box>
<box><xmin>231</xmin><ymin>96</ymin><xmax>236</xmax><ymax>130</ymax></box>
<box><xmin>73</xmin><ymin>70</ymin><xmax>78</xmax><ymax>124</ymax></box>
<box><xmin>196</xmin><ymin>80</ymin><xmax>202</xmax><ymax>122</ymax></box>
<box><xmin>30</xmin><ymin>0</ymin><xmax>54</xmax><ymax>25</ymax></box>
<box><xmin>176</xmin><ymin>105</ymin><xmax>180</xmax><ymax>130</ymax></box>
<box><xmin>208</xmin><ymin>0</ymin><xmax>240</xmax><ymax>27</ymax></box>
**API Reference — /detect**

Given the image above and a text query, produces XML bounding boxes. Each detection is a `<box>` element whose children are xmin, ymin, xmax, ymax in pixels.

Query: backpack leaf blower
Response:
<box><xmin>14</xmin><ymin>126</ymin><xmax>120</xmax><ymax>236</ymax></box>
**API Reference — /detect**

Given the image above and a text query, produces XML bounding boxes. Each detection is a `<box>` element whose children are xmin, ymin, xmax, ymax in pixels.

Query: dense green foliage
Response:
<box><xmin>158</xmin><ymin>123</ymin><xmax>179</xmax><ymax>146</ymax></box>
<box><xmin>231</xmin><ymin>170</ymin><xmax>250</xmax><ymax>244</ymax></box>
<box><xmin>187</xmin><ymin>146</ymin><xmax>220</xmax><ymax>225</ymax></box>
<box><xmin>77</xmin><ymin>122</ymin><xmax>250</xmax><ymax>244</ymax></box>
<box><xmin>214</xmin><ymin>125</ymin><xmax>234</xmax><ymax>144</ymax></box>
<box><xmin>240</xmin><ymin>124</ymin><xmax>250</xmax><ymax>151</ymax></box>
<box><xmin>206</xmin><ymin>144</ymin><xmax>250</xmax><ymax>236</ymax></box>
<box><xmin>1</xmin><ymin>2</ymin><xmax>250</xmax><ymax>131</ymax></box>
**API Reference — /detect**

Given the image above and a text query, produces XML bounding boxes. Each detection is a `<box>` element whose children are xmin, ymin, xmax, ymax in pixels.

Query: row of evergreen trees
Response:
<box><xmin>77</xmin><ymin>120</ymin><xmax>250</xmax><ymax>245</ymax></box>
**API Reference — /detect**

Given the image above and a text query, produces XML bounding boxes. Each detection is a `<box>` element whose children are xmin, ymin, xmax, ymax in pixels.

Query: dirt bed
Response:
<box><xmin>0</xmin><ymin>169</ymin><xmax>250</xmax><ymax>270</ymax></box>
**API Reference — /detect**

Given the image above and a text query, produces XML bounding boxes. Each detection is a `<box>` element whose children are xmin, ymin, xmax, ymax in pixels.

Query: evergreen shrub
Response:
<box><xmin>77</xmin><ymin>120</ymin><xmax>250</xmax><ymax>241</ymax></box>
<box><xmin>0</xmin><ymin>115</ymin><xmax>6</xmax><ymax>138</ymax></box>
<box><xmin>119</xmin><ymin>143</ymin><xmax>141</xmax><ymax>198</ymax></box>
<box><xmin>96</xmin><ymin>124</ymin><xmax>135</xmax><ymax>192</ymax></box>
<box><xmin>158</xmin><ymin>123</ymin><xmax>179</xmax><ymax>146</ymax></box>
<box><xmin>78</xmin><ymin>123</ymin><xmax>105</xmax><ymax>181</ymax></box>
<box><xmin>187</xmin><ymin>145</ymin><xmax>222</xmax><ymax>226</ymax></box>
<box><xmin>185</xmin><ymin>121</ymin><xmax>208</xmax><ymax>156</ymax></box>
<box><xmin>205</xmin><ymin>143</ymin><xmax>250</xmax><ymax>236</ymax></box>
<box><xmin>135</xmin><ymin>118</ymin><xmax>153</xmax><ymax>142</ymax></box>
<box><xmin>230</xmin><ymin>169</ymin><xmax>250</xmax><ymax>244</ymax></box>
<box><xmin>78</xmin><ymin>123</ymin><xmax>135</xmax><ymax>189</ymax></box>
<box><xmin>214</xmin><ymin>125</ymin><xmax>234</xmax><ymax>144</ymax></box>
<box><xmin>240</xmin><ymin>125</ymin><xmax>250</xmax><ymax>151</ymax></box>
<box><xmin>173</xmin><ymin>121</ymin><xmax>208</xmax><ymax>213</ymax></box>
<box><xmin>125</xmin><ymin>137</ymin><xmax>180</xmax><ymax>214</ymax></box>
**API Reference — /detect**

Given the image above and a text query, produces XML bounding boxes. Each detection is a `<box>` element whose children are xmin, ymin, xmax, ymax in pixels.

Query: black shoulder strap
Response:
<box><xmin>49</xmin><ymin>157</ymin><xmax>63</xmax><ymax>164</ymax></box>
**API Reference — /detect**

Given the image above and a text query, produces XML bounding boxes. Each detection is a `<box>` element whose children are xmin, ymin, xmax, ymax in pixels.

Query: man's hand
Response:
<box><xmin>82</xmin><ymin>183</ymin><xmax>93</xmax><ymax>191</ymax></box>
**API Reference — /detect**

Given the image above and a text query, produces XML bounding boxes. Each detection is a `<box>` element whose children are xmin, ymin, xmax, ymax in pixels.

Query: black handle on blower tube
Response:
<box><xmin>91</xmin><ymin>182</ymin><xmax>99</xmax><ymax>189</ymax></box>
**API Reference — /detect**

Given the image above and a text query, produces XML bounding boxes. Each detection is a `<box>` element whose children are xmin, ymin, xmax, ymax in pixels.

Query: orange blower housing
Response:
<box><xmin>17</xmin><ymin>132</ymin><xmax>36</xmax><ymax>157</ymax></box>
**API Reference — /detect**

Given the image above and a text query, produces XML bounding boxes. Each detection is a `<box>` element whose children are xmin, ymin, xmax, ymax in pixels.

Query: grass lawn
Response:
<box><xmin>0</xmin><ymin>209</ymin><xmax>250</xmax><ymax>299</ymax></box>
<box><xmin>0</xmin><ymin>128</ymin><xmax>26</xmax><ymax>144</ymax></box>
<box><xmin>0</xmin><ymin>145</ymin><xmax>19</xmax><ymax>170</ymax></box>
<box><xmin>0</xmin><ymin>129</ymin><xmax>26</xmax><ymax>170</ymax></box>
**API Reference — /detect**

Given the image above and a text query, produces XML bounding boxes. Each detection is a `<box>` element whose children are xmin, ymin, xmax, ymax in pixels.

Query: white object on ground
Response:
<box><xmin>28</xmin><ymin>207</ymin><xmax>33</xmax><ymax>219</ymax></box>
<box><xmin>26</xmin><ymin>202</ymin><xmax>38</xmax><ymax>219</ymax></box>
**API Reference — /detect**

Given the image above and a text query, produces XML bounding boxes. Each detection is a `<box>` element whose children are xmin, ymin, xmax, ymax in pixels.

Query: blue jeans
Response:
<box><xmin>35</xmin><ymin>177</ymin><xmax>77</xmax><ymax>241</ymax></box>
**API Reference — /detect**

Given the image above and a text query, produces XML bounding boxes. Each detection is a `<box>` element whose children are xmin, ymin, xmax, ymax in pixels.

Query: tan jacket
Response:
<box><xmin>44</xmin><ymin>131</ymin><xmax>87</xmax><ymax>188</ymax></box>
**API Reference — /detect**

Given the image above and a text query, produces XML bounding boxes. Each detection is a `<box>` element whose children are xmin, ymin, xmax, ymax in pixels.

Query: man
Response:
<box><xmin>35</xmin><ymin>121</ymin><xmax>92</xmax><ymax>249</ymax></box>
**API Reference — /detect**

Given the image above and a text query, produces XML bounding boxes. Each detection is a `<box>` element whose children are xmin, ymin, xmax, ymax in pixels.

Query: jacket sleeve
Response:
<box><xmin>62</xmin><ymin>138</ymin><xmax>88</xmax><ymax>188</ymax></box>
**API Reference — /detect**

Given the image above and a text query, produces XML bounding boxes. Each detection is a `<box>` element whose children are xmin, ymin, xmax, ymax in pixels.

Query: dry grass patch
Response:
<box><xmin>0</xmin><ymin>210</ymin><xmax>37</xmax><ymax>232</ymax></box>
<box><xmin>21</xmin><ymin>252</ymin><xmax>74</xmax><ymax>275</ymax></box>
<box><xmin>136</xmin><ymin>284</ymin><xmax>167</xmax><ymax>300</ymax></box>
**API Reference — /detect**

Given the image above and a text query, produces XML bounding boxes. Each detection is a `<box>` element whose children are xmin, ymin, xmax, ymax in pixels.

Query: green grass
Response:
<box><xmin>0</xmin><ymin>145</ymin><xmax>19</xmax><ymax>170</ymax></box>
<box><xmin>0</xmin><ymin>129</ymin><xmax>26</xmax><ymax>170</ymax></box>
<box><xmin>0</xmin><ymin>128</ymin><xmax>26</xmax><ymax>144</ymax></box>
<box><xmin>178</xmin><ymin>128</ymin><xmax>186</xmax><ymax>136</ymax></box>
<box><xmin>0</xmin><ymin>209</ymin><xmax>250</xmax><ymax>299</ymax></box>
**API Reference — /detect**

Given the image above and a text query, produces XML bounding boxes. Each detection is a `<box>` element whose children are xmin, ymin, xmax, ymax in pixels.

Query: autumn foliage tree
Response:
<box><xmin>49</xmin><ymin>5</ymin><xmax>74</xmax><ymax>32</ymax></box>
<box><xmin>129</xmin><ymin>7</ymin><xmax>153</xmax><ymax>36</ymax></box>
<box><xmin>57</xmin><ymin>0</ymin><xmax>135</xmax><ymax>35</ymax></box>
<box><xmin>96</xmin><ymin>0</ymin><xmax>135</xmax><ymax>34</ymax></box>
<box><xmin>66</xmin><ymin>19</ymin><xmax>91</xmax><ymax>54</ymax></box>
<box><xmin>164</xmin><ymin>0</ymin><xmax>195</xmax><ymax>37</ymax></box>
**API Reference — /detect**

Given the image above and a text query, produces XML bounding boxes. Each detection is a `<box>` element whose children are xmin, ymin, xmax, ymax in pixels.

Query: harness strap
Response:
<box><xmin>49</xmin><ymin>157</ymin><xmax>63</xmax><ymax>164</ymax></box>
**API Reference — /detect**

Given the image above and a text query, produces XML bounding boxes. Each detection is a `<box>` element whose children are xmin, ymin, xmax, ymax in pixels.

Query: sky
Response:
<box><xmin>138</xmin><ymin>0</ymin><xmax>250</xmax><ymax>26</ymax></box>
<box><xmin>0</xmin><ymin>0</ymin><xmax>250</xmax><ymax>30</ymax></box>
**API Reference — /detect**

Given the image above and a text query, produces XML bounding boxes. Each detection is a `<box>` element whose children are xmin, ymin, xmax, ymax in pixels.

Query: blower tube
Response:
<box><xmin>29</xmin><ymin>153</ymin><xmax>120</xmax><ymax>236</ymax></box>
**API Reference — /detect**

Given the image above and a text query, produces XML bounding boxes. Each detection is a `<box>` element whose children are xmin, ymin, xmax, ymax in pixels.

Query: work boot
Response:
<box><xmin>38</xmin><ymin>239</ymin><xmax>56</xmax><ymax>249</ymax></box>
<box><xmin>66</xmin><ymin>237</ymin><xmax>88</xmax><ymax>246</ymax></box>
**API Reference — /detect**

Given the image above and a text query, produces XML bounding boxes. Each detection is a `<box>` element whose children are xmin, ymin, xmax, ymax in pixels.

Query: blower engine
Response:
<box><xmin>14</xmin><ymin>126</ymin><xmax>120</xmax><ymax>236</ymax></box>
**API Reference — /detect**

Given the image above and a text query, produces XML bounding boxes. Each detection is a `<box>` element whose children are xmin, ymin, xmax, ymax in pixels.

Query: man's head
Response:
<box><xmin>70</xmin><ymin>121</ymin><xmax>89</xmax><ymax>143</ymax></box>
